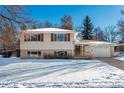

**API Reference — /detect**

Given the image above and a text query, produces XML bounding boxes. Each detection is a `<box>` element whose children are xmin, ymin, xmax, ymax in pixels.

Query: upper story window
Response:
<box><xmin>51</xmin><ymin>34</ymin><xmax>70</xmax><ymax>41</ymax></box>
<box><xmin>24</xmin><ymin>33</ymin><xmax>43</xmax><ymax>42</ymax></box>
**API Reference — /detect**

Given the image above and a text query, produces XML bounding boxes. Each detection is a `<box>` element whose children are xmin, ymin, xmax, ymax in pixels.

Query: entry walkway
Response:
<box><xmin>97</xmin><ymin>57</ymin><xmax>124</xmax><ymax>71</ymax></box>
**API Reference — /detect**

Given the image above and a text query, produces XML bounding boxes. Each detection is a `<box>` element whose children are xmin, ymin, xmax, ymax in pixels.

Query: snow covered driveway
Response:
<box><xmin>0</xmin><ymin>58</ymin><xmax>124</xmax><ymax>88</ymax></box>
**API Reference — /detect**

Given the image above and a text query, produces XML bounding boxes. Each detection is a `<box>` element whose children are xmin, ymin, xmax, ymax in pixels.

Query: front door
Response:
<box><xmin>75</xmin><ymin>45</ymin><xmax>81</xmax><ymax>56</ymax></box>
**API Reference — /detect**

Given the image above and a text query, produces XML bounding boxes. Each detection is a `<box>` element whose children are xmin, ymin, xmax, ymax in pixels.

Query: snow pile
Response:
<box><xmin>115</xmin><ymin>57</ymin><xmax>124</xmax><ymax>61</ymax></box>
<box><xmin>114</xmin><ymin>53</ymin><xmax>124</xmax><ymax>61</ymax></box>
<box><xmin>0</xmin><ymin>58</ymin><xmax>124</xmax><ymax>88</ymax></box>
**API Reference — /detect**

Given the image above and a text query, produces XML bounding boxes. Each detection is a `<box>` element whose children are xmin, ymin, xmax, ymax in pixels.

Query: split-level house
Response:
<box><xmin>20</xmin><ymin>28</ymin><xmax>117</xmax><ymax>58</ymax></box>
<box><xmin>20</xmin><ymin>28</ymin><xmax>75</xmax><ymax>58</ymax></box>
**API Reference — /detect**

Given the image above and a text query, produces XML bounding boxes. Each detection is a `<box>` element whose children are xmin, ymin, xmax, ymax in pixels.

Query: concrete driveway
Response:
<box><xmin>97</xmin><ymin>57</ymin><xmax>124</xmax><ymax>71</ymax></box>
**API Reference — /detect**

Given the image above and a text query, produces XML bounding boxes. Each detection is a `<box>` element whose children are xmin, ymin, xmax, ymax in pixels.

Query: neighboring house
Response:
<box><xmin>0</xmin><ymin>37</ymin><xmax>4</xmax><ymax>54</ymax></box>
<box><xmin>20</xmin><ymin>28</ymin><xmax>117</xmax><ymax>58</ymax></box>
<box><xmin>0</xmin><ymin>31</ymin><xmax>20</xmax><ymax>57</ymax></box>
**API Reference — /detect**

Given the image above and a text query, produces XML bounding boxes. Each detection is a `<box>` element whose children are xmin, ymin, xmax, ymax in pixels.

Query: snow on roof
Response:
<box><xmin>75</xmin><ymin>40</ymin><xmax>118</xmax><ymax>46</ymax></box>
<box><xmin>26</xmin><ymin>28</ymin><xmax>74</xmax><ymax>32</ymax></box>
<box><xmin>74</xmin><ymin>32</ymin><xmax>81</xmax><ymax>42</ymax></box>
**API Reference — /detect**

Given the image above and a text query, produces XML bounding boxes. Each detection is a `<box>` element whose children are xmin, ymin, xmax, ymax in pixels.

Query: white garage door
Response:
<box><xmin>85</xmin><ymin>46</ymin><xmax>111</xmax><ymax>57</ymax></box>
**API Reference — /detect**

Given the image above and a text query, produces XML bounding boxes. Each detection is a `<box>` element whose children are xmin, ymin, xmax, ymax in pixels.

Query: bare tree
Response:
<box><xmin>117</xmin><ymin>10</ymin><xmax>124</xmax><ymax>43</ymax></box>
<box><xmin>94</xmin><ymin>27</ymin><xmax>105</xmax><ymax>41</ymax></box>
<box><xmin>1</xmin><ymin>27</ymin><xmax>18</xmax><ymax>56</ymax></box>
<box><xmin>61</xmin><ymin>15</ymin><xmax>73</xmax><ymax>30</ymax></box>
<box><xmin>30</xmin><ymin>20</ymin><xmax>53</xmax><ymax>28</ymax></box>
<box><xmin>0</xmin><ymin>6</ymin><xmax>32</xmax><ymax>32</ymax></box>
<box><xmin>43</xmin><ymin>21</ymin><xmax>53</xmax><ymax>28</ymax></box>
<box><xmin>104</xmin><ymin>25</ymin><xmax>120</xmax><ymax>43</ymax></box>
<box><xmin>118</xmin><ymin>19</ymin><xmax>124</xmax><ymax>43</ymax></box>
<box><xmin>0</xmin><ymin>5</ymin><xmax>32</xmax><ymax>56</ymax></box>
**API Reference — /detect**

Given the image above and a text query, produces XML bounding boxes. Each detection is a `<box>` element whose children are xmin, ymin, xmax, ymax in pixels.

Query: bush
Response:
<box><xmin>43</xmin><ymin>54</ymin><xmax>72</xmax><ymax>59</ymax></box>
<box><xmin>2</xmin><ymin>51</ymin><xmax>12</xmax><ymax>58</ymax></box>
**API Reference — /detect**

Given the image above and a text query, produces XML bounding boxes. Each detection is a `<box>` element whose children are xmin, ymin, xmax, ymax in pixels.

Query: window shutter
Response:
<box><xmin>42</xmin><ymin>33</ymin><xmax>44</xmax><ymax>41</ymax></box>
<box><xmin>41</xmin><ymin>33</ymin><xmax>43</xmax><ymax>41</ymax></box>
<box><xmin>68</xmin><ymin>34</ymin><xmax>70</xmax><ymax>41</ymax></box>
<box><xmin>24</xmin><ymin>34</ymin><xmax>26</xmax><ymax>41</ymax></box>
<box><xmin>51</xmin><ymin>34</ymin><xmax>53</xmax><ymax>41</ymax></box>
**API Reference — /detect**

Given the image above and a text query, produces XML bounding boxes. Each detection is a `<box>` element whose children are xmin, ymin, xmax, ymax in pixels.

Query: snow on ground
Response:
<box><xmin>115</xmin><ymin>53</ymin><xmax>124</xmax><ymax>61</ymax></box>
<box><xmin>115</xmin><ymin>57</ymin><xmax>124</xmax><ymax>61</ymax></box>
<box><xmin>0</xmin><ymin>58</ymin><xmax>124</xmax><ymax>88</ymax></box>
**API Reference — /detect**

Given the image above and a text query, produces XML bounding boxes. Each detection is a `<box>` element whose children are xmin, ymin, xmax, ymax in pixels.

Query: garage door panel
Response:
<box><xmin>85</xmin><ymin>46</ymin><xmax>110</xmax><ymax>57</ymax></box>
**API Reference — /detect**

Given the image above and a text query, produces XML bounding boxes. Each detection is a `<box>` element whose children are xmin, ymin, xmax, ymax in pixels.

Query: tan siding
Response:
<box><xmin>110</xmin><ymin>46</ymin><xmax>114</xmax><ymax>57</ymax></box>
<box><xmin>20</xmin><ymin>49</ymin><xmax>74</xmax><ymax>58</ymax></box>
<box><xmin>20</xmin><ymin>33</ymin><xmax>74</xmax><ymax>50</ymax></box>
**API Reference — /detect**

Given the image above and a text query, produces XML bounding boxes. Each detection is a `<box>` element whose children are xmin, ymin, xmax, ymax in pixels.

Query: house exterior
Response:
<box><xmin>20</xmin><ymin>28</ymin><xmax>117</xmax><ymax>58</ymax></box>
<box><xmin>20</xmin><ymin>28</ymin><xmax>75</xmax><ymax>58</ymax></box>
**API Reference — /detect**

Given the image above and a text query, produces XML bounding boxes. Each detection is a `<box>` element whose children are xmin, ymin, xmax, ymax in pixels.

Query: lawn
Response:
<box><xmin>0</xmin><ymin>58</ymin><xmax>124</xmax><ymax>88</ymax></box>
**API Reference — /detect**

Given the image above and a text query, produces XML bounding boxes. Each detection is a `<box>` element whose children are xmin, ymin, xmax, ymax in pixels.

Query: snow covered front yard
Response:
<box><xmin>0</xmin><ymin>58</ymin><xmax>124</xmax><ymax>88</ymax></box>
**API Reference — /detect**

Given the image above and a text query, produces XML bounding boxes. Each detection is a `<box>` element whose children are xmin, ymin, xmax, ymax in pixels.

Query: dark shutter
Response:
<box><xmin>24</xmin><ymin>34</ymin><xmax>26</xmax><ymax>41</ymax></box>
<box><xmin>68</xmin><ymin>34</ymin><xmax>70</xmax><ymax>41</ymax></box>
<box><xmin>41</xmin><ymin>33</ymin><xmax>43</xmax><ymax>41</ymax></box>
<box><xmin>51</xmin><ymin>34</ymin><xmax>53</xmax><ymax>41</ymax></box>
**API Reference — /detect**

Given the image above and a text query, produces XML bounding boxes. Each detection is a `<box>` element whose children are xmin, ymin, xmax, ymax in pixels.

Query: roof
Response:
<box><xmin>75</xmin><ymin>40</ymin><xmax>118</xmax><ymax>46</ymax></box>
<box><xmin>24</xmin><ymin>28</ymin><xmax>75</xmax><ymax>33</ymax></box>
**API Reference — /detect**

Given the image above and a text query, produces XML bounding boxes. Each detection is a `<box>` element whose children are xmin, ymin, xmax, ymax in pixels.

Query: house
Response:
<box><xmin>20</xmin><ymin>28</ymin><xmax>117</xmax><ymax>58</ymax></box>
<box><xmin>20</xmin><ymin>28</ymin><xmax>75</xmax><ymax>58</ymax></box>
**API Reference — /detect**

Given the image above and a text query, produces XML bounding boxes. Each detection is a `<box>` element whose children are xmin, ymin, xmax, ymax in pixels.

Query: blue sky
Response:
<box><xmin>26</xmin><ymin>5</ymin><xmax>124</xmax><ymax>29</ymax></box>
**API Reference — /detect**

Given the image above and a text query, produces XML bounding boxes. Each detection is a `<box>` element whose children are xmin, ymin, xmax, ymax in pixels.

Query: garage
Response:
<box><xmin>75</xmin><ymin>40</ymin><xmax>118</xmax><ymax>58</ymax></box>
<box><xmin>85</xmin><ymin>45</ymin><xmax>111</xmax><ymax>57</ymax></box>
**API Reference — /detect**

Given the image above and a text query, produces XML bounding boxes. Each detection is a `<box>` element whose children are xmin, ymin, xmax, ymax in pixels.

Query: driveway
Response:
<box><xmin>97</xmin><ymin>57</ymin><xmax>124</xmax><ymax>71</ymax></box>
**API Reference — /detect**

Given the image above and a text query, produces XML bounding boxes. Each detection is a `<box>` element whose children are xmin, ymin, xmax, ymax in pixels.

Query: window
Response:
<box><xmin>54</xmin><ymin>51</ymin><xmax>67</xmax><ymax>56</ymax></box>
<box><xmin>30</xmin><ymin>34</ymin><xmax>38</xmax><ymax>41</ymax></box>
<box><xmin>51</xmin><ymin>34</ymin><xmax>70</xmax><ymax>41</ymax></box>
<box><xmin>27</xmin><ymin>51</ymin><xmax>41</xmax><ymax>57</ymax></box>
<box><xmin>24</xmin><ymin>33</ymin><xmax>43</xmax><ymax>41</ymax></box>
